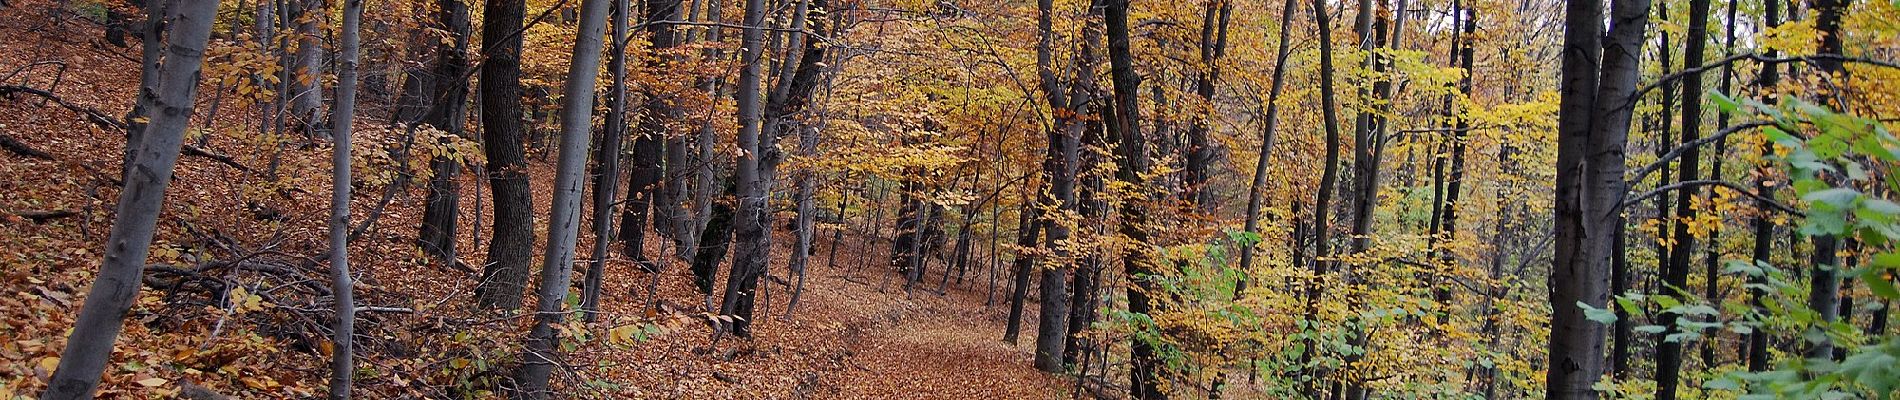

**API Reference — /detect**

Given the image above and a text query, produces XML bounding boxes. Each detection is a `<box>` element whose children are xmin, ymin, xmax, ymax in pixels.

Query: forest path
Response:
<box><xmin>584</xmin><ymin>227</ymin><xmax>1072</xmax><ymax>399</ymax></box>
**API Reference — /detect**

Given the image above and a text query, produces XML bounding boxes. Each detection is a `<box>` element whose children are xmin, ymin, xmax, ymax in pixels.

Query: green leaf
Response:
<box><xmin>1803</xmin><ymin>188</ymin><xmax>1862</xmax><ymax>209</ymax></box>
<box><xmin>1860</xmin><ymin>268</ymin><xmax>1898</xmax><ymax>299</ymax></box>
<box><xmin>1581</xmin><ymin>301</ymin><xmax>1618</xmax><ymax>324</ymax></box>
<box><xmin>1710</xmin><ymin>91</ymin><xmax>1743</xmax><ymax>114</ymax></box>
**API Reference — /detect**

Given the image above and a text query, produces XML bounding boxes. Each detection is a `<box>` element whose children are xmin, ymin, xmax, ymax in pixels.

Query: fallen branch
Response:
<box><xmin>1</xmin><ymin>85</ymin><xmax>249</xmax><ymax>171</ymax></box>
<box><xmin>0</xmin><ymin>130</ymin><xmax>54</xmax><ymax>159</ymax></box>
<box><xmin>8</xmin><ymin>209</ymin><xmax>76</xmax><ymax>223</ymax></box>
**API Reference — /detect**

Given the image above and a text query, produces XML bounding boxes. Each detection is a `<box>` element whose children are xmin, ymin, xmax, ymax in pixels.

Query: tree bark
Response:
<box><xmin>287</xmin><ymin>0</ymin><xmax>326</xmax><ymax>136</ymax></box>
<box><xmin>1237</xmin><ymin>0</ymin><xmax>1297</xmax><ymax>282</ymax></box>
<box><xmin>1298</xmin><ymin>0</ymin><xmax>1347</xmax><ymax>393</ymax></box>
<box><xmin>1746</xmin><ymin>0</ymin><xmax>1780</xmax><ymax>373</ymax></box>
<box><xmin>582</xmin><ymin>0</ymin><xmax>635</xmax><ymax>322</ymax></box>
<box><xmin>1547</xmin><ymin>0</ymin><xmax>1649</xmax><ymax>392</ymax></box>
<box><xmin>41</xmin><ymin>0</ymin><xmax>218</xmax><ymax>397</ymax></box>
<box><xmin>474</xmin><ymin>0</ymin><xmax>537</xmax><ymax>311</ymax></box>
<box><xmin>1104</xmin><ymin>1</ymin><xmax>1160</xmax><ymax>397</ymax></box>
<box><xmin>511</xmin><ymin>0</ymin><xmax>610</xmax><ymax>392</ymax></box>
<box><xmin>325</xmin><ymin>0</ymin><xmax>364</xmax><ymax>396</ymax></box>
<box><xmin>1004</xmin><ymin>197</ymin><xmax>1042</xmax><ymax>344</ymax></box>
<box><xmin>418</xmin><ymin>0</ymin><xmax>473</xmax><ymax>264</ymax></box>
<box><xmin>1655</xmin><ymin>0</ymin><xmax>1713</xmax><ymax>394</ymax></box>
<box><xmin>719</xmin><ymin>0</ymin><xmax>829</xmax><ymax>337</ymax></box>
<box><xmin>1182</xmin><ymin>0</ymin><xmax>1231</xmax><ymax>212</ymax></box>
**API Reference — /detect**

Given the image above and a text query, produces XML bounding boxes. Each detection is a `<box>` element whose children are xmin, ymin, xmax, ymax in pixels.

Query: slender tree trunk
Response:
<box><xmin>511</xmin><ymin>0</ymin><xmax>610</xmax><ymax>392</ymax></box>
<box><xmin>1804</xmin><ymin>0</ymin><xmax>1848</xmax><ymax>363</ymax></box>
<box><xmin>1182</xmin><ymin>0</ymin><xmax>1231</xmax><ymax>212</ymax></box>
<box><xmin>474</xmin><ymin>0</ymin><xmax>537</xmax><ymax>311</ymax></box>
<box><xmin>1235</xmin><ymin>0</ymin><xmax>1294</xmax><ymax>284</ymax></box>
<box><xmin>288</xmin><ymin>0</ymin><xmax>326</xmax><ymax>136</ymax></box>
<box><xmin>581</xmin><ymin>0</ymin><xmax>634</xmax><ymax>322</ymax></box>
<box><xmin>692</xmin><ymin>177</ymin><xmax>737</xmax><ymax>302</ymax></box>
<box><xmin>1656</xmin><ymin>0</ymin><xmax>1713</xmax><ymax>394</ymax></box>
<box><xmin>325</xmin><ymin>0</ymin><xmax>364</xmax><ymax>396</ymax></box>
<box><xmin>719</xmin><ymin>0</ymin><xmax>828</xmax><ymax>337</ymax></box>
<box><xmin>418</xmin><ymin>0</ymin><xmax>473</xmax><ymax>264</ymax></box>
<box><xmin>1298</xmin><ymin>0</ymin><xmax>1347</xmax><ymax>393</ymax></box>
<box><xmin>1747</xmin><ymin>0</ymin><xmax>1780</xmax><ymax>371</ymax></box>
<box><xmin>1104</xmin><ymin>1</ymin><xmax>1161</xmax><ymax>397</ymax></box>
<box><xmin>41</xmin><ymin>1</ymin><xmax>218</xmax><ymax>397</ymax></box>
<box><xmin>1004</xmin><ymin>197</ymin><xmax>1042</xmax><ymax>344</ymax></box>
<box><xmin>121</xmin><ymin>0</ymin><xmax>167</xmax><ymax>180</ymax></box>
<box><xmin>1699</xmin><ymin>0</ymin><xmax>1740</xmax><ymax>367</ymax></box>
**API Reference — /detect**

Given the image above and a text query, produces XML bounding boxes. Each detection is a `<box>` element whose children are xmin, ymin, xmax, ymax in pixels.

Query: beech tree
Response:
<box><xmin>511</xmin><ymin>0</ymin><xmax>611</xmax><ymax>393</ymax></box>
<box><xmin>40</xmin><ymin>0</ymin><xmax>221</xmax><ymax>397</ymax></box>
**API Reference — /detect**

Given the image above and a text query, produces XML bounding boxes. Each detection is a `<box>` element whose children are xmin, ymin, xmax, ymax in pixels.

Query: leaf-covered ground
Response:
<box><xmin>0</xmin><ymin>4</ymin><xmax>1072</xmax><ymax>398</ymax></box>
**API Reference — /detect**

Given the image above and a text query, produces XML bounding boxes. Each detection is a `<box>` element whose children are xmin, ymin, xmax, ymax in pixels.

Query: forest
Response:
<box><xmin>0</xmin><ymin>0</ymin><xmax>1897</xmax><ymax>397</ymax></box>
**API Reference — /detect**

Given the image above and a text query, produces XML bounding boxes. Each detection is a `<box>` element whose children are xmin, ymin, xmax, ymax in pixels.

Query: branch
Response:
<box><xmin>1627</xmin><ymin>121</ymin><xmax>1775</xmax><ymax>184</ymax></box>
<box><xmin>0</xmin><ymin>130</ymin><xmax>54</xmax><ymax>160</ymax></box>
<box><xmin>0</xmin><ymin>84</ymin><xmax>124</xmax><ymax>130</ymax></box>
<box><xmin>1634</xmin><ymin>53</ymin><xmax>1900</xmax><ymax>101</ymax></box>
<box><xmin>1618</xmin><ymin>180</ymin><xmax>1802</xmax><ymax>216</ymax></box>
<box><xmin>7</xmin><ymin>209</ymin><xmax>77</xmax><ymax>223</ymax></box>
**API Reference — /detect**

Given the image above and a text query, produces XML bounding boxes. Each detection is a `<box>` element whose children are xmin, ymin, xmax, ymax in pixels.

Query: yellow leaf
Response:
<box><xmin>137</xmin><ymin>377</ymin><xmax>168</xmax><ymax>387</ymax></box>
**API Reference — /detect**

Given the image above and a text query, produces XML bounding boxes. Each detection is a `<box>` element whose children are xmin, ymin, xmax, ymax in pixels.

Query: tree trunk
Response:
<box><xmin>1237</xmin><ymin>0</ymin><xmax>1297</xmax><ymax>281</ymax></box>
<box><xmin>288</xmin><ymin>0</ymin><xmax>326</xmax><ymax>136</ymax></box>
<box><xmin>1298</xmin><ymin>0</ymin><xmax>1347</xmax><ymax>393</ymax></box>
<box><xmin>692</xmin><ymin>177</ymin><xmax>737</xmax><ymax>301</ymax></box>
<box><xmin>1655</xmin><ymin>0</ymin><xmax>1712</xmax><ymax>394</ymax></box>
<box><xmin>1699</xmin><ymin>0</ymin><xmax>1741</xmax><ymax>367</ymax></box>
<box><xmin>418</xmin><ymin>0</ymin><xmax>473</xmax><ymax>264</ymax></box>
<box><xmin>1746</xmin><ymin>0</ymin><xmax>1781</xmax><ymax>373</ymax></box>
<box><xmin>719</xmin><ymin>0</ymin><xmax>829</xmax><ymax>337</ymax></box>
<box><xmin>41</xmin><ymin>1</ymin><xmax>218</xmax><ymax>397</ymax></box>
<box><xmin>1004</xmin><ymin>198</ymin><xmax>1042</xmax><ymax>344</ymax></box>
<box><xmin>511</xmin><ymin>0</ymin><xmax>610</xmax><ymax>392</ymax></box>
<box><xmin>681</xmin><ymin>0</ymin><xmax>726</xmax><ymax>255</ymax></box>
<box><xmin>581</xmin><ymin>0</ymin><xmax>634</xmax><ymax>322</ymax></box>
<box><xmin>1104</xmin><ymin>1</ymin><xmax>1160</xmax><ymax>397</ymax></box>
<box><xmin>325</xmin><ymin>0</ymin><xmax>364</xmax><ymax>396</ymax></box>
<box><xmin>121</xmin><ymin>0</ymin><xmax>167</xmax><ymax>181</ymax></box>
<box><xmin>474</xmin><ymin>0</ymin><xmax>537</xmax><ymax>311</ymax></box>
<box><xmin>1803</xmin><ymin>0</ymin><xmax>1848</xmax><ymax>363</ymax></box>
<box><xmin>1548</xmin><ymin>0</ymin><xmax>1649</xmax><ymax>393</ymax></box>
<box><xmin>1182</xmin><ymin>0</ymin><xmax>1231</xmax><ymax>212</ymax></box>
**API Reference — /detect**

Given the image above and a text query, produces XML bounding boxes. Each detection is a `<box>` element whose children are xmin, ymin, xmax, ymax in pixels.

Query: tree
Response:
<box><xmin>581</xmin><ymin>0</ymin><xmax>634</xmax><ymax>323</ymax></box>
<box><xmin>1655</xmin><ymin>0</ymin><xmax>1713</xmax><ymax>394</ymax></box>
<box><xmin>1299</xmin><ymin>0</ymin><xmax>1345</xmax><ymax>392</ymax></box>
<box><xmin>417</xmin><ymin>0</ymin><xmax>474</xmax><ymax>264</ymax></box>
<box><xmin>325</xmin><ymin>0</ymin><xmax>365</xmax><ymax>396</ymax></box>
<box><xmin>720</xmin><ymin>0</ymin><xmax>831</xmax><ymax>337</ymax></box>
<box><xmin>1103</xmin><ymin>0</ymin><xmax>1161</xmax><ymax>397</ymax></box>
<box><xmin>40</xmin><ymin>0</ymin><xmax>220</xmax><ymax>397</ymax></box>
<box><xmin>510</xmin><ymin>0</ymin><xmax>611</xmax><ymax>392</ymax></box>
<box><xmin>1547</xmin><ymin>0</ymin><xmax>1651</xmax><ymax>393</ymax></box>
<box><xmin>474</xmin><ymin>0</ymin><xmax>537</xmax><ymax>311</ymax></box>
<box><xmin>286</xmin><ymin>0</ymin><xmax>326</xmax><ymax>136</ymax></box>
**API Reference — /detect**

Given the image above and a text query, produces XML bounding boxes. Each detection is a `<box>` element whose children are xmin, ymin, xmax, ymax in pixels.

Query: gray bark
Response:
<box><xmin>510</xmin><ymin>0</ymin><xmax>611</xmax><ymax>392</ymax></box>
<box><xmin>325</xmin><ymin>0</ymin><xmax>364</xmax><ymax>396</ymax></box>
<box><xmin>40</xmin><ymin>0</ymin><xmax>218</xmax><ymax>397</ymax></box>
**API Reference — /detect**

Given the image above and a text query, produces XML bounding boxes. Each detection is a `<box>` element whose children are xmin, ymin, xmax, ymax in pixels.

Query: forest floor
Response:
<box><xmin>0</xmin><ymin>4</ymin><xmax>1076</xmax><ymax>398</ymax></box>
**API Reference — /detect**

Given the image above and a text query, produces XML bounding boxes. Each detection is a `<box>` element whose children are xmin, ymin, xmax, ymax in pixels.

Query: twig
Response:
<box><xmin>1627</xmin><ymin>121</ymin><xmax>1775</xmax><ymax>184</ymax></box>
<box><xmin>1618</xmin><ymin>180</ymin><xmax>1803</xmax><ymax>216</ymax></box>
